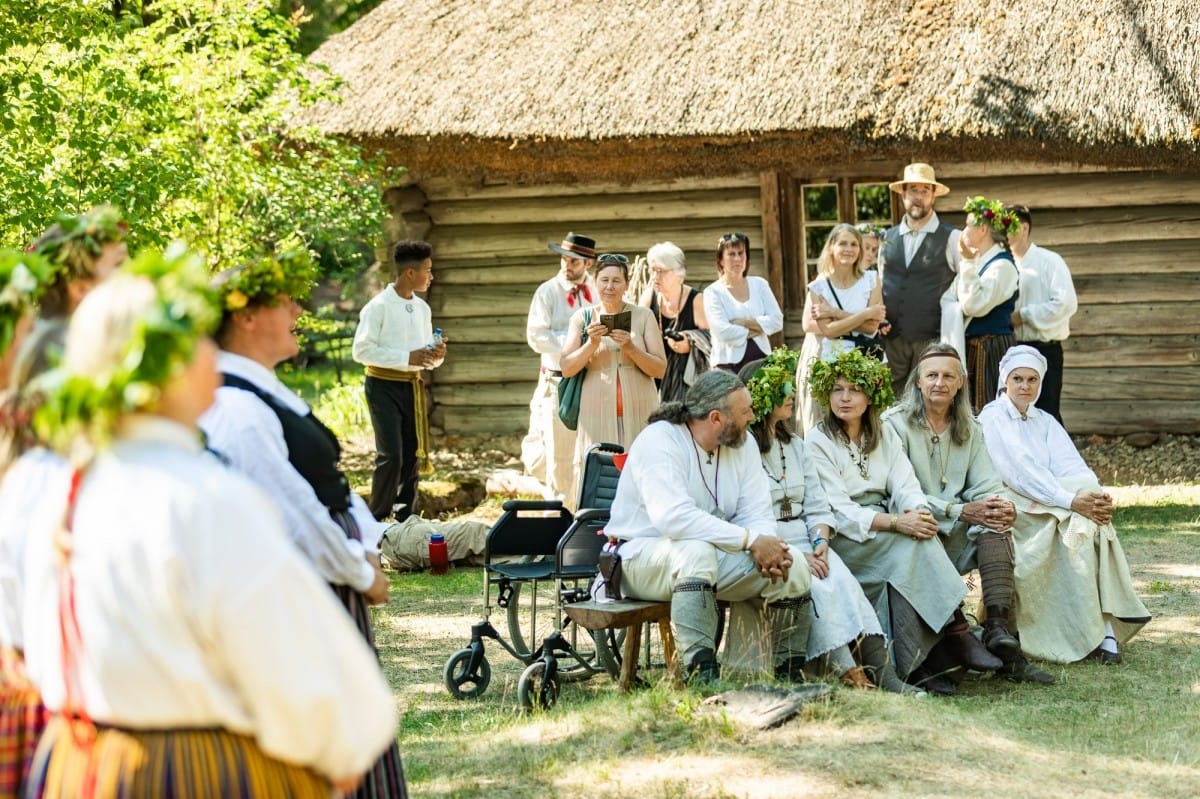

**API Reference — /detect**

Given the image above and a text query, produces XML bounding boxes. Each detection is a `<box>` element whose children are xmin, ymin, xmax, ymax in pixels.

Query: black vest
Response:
<box><xmin>965</xmin><ymin>252</ymin><xmax>1019</xmax><ymax>336</ymax></box>
<box><xmin>882</xmin><ymin>220</ymin><xmax>956</xmax><ymax>341</ymax></box>
<box><xmin>222</xmin><ymin>374</ymin><xmax>352</xmax><ymax>512</ymax></box>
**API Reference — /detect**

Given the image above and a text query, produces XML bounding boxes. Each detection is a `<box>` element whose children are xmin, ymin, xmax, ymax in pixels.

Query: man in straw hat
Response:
<box><xmin>880</xmin><ymin>163</ymin><xmax>962</xmax><ymax>395</ymax></box>
<box><xmin>521</xmin><ymin>232</ymin><xmax>597</xmax><ymax>508</ymax></box>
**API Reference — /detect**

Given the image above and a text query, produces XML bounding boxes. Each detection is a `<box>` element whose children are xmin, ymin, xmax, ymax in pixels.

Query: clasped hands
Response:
<box><xmin>748</xmin><ymin>534</ymin><xmax>792</xmax><ymax>582</ymax></box>
<box><xmin>960</xmin><ymin>495</ymin><xmax>1016</xmax><ymax>531</ymax></box>
<box><xmin>1071</xmin><ymin>490</ymin><xmax>1114</xmax><ymax>525</ymax></box>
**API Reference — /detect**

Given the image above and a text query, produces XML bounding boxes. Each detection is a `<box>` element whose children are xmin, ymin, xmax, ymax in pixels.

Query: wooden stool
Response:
<box><xmin>564</xmin><ymin>599</ymin><xmax>680</xmax><ymax>692</ymax></box>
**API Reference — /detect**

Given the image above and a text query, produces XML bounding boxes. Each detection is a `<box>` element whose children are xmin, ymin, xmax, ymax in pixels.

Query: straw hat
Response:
<box><xmin>888</xmin><ymin>163</ymin><xmax>950</xmax><ymax>196</ymax></box>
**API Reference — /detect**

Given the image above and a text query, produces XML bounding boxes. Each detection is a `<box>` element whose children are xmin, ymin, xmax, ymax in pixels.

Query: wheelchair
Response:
<box><xmin>443</xmin><ymin>442</ymin><xmax>624</xmax><ymax>709</ymax></box>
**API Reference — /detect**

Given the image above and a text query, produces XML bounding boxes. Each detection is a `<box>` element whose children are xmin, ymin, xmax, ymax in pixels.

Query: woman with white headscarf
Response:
<box><xmin>979</xmin><ymin>345</ymin><xmax>1150</xmax><ymax>664</ymax></box>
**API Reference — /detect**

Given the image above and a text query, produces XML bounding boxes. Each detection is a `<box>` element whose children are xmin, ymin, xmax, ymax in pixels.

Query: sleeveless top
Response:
<box><xmin>965</xmin><ymin>252</ymin><xmax>1019</xmax><ymax>336</ymax></box>
<box><xmin>221</xmin><ymin>374</ymin><xmax>352</xmax><ymax>513</ymax></box>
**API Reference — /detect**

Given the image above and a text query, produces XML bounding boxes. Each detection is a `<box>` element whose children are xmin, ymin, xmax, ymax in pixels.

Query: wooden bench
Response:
<box><xmin>563</xmin><ymin>599</ymin><xmax>680</xmax><ymax>692</ymax></box>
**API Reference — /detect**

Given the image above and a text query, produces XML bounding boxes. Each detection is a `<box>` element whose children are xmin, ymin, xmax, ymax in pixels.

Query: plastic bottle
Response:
<box><xmin>428</xmin><ymin>328</ymin><xmax>443</xmax><ymax>349</ymax></box>
<box><xmin>428</xmin><ymin>532</ymin><xmax>449</xmax><ymax>575</ymax></box>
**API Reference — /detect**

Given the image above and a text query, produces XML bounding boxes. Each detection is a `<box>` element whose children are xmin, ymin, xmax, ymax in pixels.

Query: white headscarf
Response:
<box><xmin>997</xmin><ymin>344</ymin><xmax>1048</xmax><ymax>401</ymax></box>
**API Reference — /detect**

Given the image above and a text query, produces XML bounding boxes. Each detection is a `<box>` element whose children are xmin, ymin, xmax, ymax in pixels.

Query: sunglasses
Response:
<box><xmin>718</xmin><ymin>232</ymin><xmax>749</xmax><ymax>245</ymax></box>
<box><xmin>596</xmin><ymin>253</ymin><xmax>629</xmax><ymax>265</ymax></box>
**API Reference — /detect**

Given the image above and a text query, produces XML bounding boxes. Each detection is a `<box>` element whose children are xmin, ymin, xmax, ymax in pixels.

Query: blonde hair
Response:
<box><xmin>817</xmin><ymin>223</ymin><xmax>864</xmax><ymax>280</ymax></box>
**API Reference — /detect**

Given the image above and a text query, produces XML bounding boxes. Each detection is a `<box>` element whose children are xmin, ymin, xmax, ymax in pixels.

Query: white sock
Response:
<box><xmin>1100</xmin><ymin>623</ymin><xmax>1118</xmax><ymax>654</ymax></box>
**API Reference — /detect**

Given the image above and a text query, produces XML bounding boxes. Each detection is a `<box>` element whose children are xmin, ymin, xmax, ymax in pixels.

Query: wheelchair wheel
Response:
<box><xmin>517</xmin><ymin>660</ymin><xmax>559</xmax><ymax>710</ymax></box>
<box><xmin>505</xmin><ymin>583</ymin><xmax>602</xmax><ymax>681</ymax></box>
<box><xmin>443</xmin><ymin>648</ymin><xmax>491</xmax><ymax>699</ymax></box>
<box><xmin>504</xmin><ymin>582</ymin><xmax>534</xmax><ymax>658</ymax></box>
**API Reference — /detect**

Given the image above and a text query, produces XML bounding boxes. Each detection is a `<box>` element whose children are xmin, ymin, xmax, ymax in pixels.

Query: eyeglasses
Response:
<box><xmin>596</xmin><ymin>253</ymin><xmax>629</xmax><ymax>265</ymax></box>
<box><xmin>718</xmin><ymin>233</ymin><xmax>749</xmax><ymax>245</ymax></box>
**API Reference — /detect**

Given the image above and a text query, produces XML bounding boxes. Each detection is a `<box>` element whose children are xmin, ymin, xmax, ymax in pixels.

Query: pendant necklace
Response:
<box><xmin>847</xmin><ymin>439</ymin><xmax>870</xmax><ymax>480</ymax></box>
<box><xmin>763</xmin><ymin>439</ymin><xmax>793</xmax><ymax>519</ymax></box>
<box><xmin>925</xmin><ymin>414</ymin><xmax>951</xmax><ymax>489</ymax></box>
<box><xmin>691</xmin><ymin>434</ymin><xmax>723</xmax><ymax>519</ymax></box>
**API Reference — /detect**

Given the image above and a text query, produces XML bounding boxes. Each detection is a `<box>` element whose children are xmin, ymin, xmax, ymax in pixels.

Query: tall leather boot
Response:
<box><xmin>767</xmin><ymin>594</ymin><xmax>813</xmax><ymax>682</ymax></box>
<box><xmin>672</xmin><ymin>580</ymin><xmax>719</xmax><ymax>683</ymax></box>
<box><xmin>976</xmin><ymin>532</ymin><xmax>1020</xmax><ymax>659</ymax></box>
<box><xmin>941</xmin><ymin>606</ymin><xmax>1003</xmax><ymax>672</ymax></box>
<box><xmin>856</xmin><ymin>635</ymin><xmax>923</xmax><ymax>695</ymax></box>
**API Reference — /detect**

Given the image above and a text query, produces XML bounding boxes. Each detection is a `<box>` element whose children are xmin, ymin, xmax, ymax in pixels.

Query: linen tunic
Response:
<box><xmin>978</xmin><ymin>395</ymin><xmax>1151</xmax><ymax>662</ymax></box>
<box><xmin>806</xmin><ymin>422</ymin><xmax>966</xmax><ymax>675</ymax></box>
<box><xmin>21</xmin><ymin>417</ymin><xmax>397</xmax><ymax>782</ymax></box>
<box><xmin>882</xmin><ymin>407</ymin><xmax>1007</xmax><ymax>573</ymax></box>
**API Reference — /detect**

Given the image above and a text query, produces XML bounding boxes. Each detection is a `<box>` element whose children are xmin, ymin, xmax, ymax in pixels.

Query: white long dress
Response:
<box><xmin>797</xmin><ymin>272</ymin><xmax>879</xmax><ymax>432</ymax></box>
<box><xmin>979</xmin><ymin>394</ymin><xmax>1150</xmax><ymax>662</ymax></box>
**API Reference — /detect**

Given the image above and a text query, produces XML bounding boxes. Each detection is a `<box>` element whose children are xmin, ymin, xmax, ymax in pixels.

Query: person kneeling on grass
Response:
<box><xmin>603</xmin><ymin>370</ymin><xmax>813</xmax><ymax>684</ymax></box>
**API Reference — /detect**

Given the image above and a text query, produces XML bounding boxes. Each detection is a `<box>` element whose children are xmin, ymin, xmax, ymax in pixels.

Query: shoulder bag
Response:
<box><xmin>557</xmin><ymin>308</ymin><xmax>591</xmax><ymax>431</ymax></box>
<box><xmin>826</xmin><ymin>282</ymin><xmax>885</xmax><ymax>360</ymax></box>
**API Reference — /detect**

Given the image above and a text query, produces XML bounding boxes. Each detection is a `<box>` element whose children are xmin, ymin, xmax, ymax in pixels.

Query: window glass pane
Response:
<box><xmin>803</xmin><ymin>184</ymin><xmax>839</xmax><ymax>222</ymax></box>
<box><xmin>806</xmin><ymin>225</ymin><xmax>834</xmax><ymax>264</ymax></box>
<box><xmin>854</xmin><ymin>183</ymin><xmax>891</xmax><ymax>223</ymax></box>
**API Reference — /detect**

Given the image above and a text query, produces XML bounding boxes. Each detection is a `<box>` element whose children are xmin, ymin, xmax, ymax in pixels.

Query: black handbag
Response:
<box><xmin>826</xmin><ymin>282</ymin><xmax>885</xmax><ymax>360</ymax></box>
<box><xmin>556</xmin><ymin>309</ymin><xmax>591</xmax><ymax>430</ymax></box>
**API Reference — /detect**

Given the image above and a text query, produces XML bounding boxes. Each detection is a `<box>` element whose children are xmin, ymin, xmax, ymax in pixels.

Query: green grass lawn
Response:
<box><xmin>371</xmin><ymin>499</ymin><xmax>1200</xmax><ymax>798</ymax></box>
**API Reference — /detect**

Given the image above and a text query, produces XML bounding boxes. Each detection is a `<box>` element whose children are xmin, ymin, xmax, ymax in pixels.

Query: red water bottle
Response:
<box><xmin>428</xmin><ymin>532</ymin><xmax>449</xmax><ymax>575</ymax></box>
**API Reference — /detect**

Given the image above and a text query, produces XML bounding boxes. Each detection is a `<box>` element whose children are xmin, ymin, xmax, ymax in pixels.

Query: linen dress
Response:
<box><xmin>979</xmin><ymin>394</ymin><xmax>1151</xmax><ymax>662</ymax></box>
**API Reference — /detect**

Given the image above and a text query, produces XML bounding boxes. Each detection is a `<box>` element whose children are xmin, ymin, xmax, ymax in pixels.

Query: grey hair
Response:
<box><xmin>648</xmin><ymin>369</ymin><xmax>743</xmax><ymax>424</ymax></box>
<box><xmin>897</xmin><ymin>342</ymin><xmax>974</xmax><ymax>445</ymax></box>
<box><xmin>646</xmin><ymin>241</ymin><xmax>687</xmax><ymax>278</ymax></box>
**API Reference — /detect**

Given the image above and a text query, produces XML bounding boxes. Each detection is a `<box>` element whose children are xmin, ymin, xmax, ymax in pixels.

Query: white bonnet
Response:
<box><xmin>997</xmin><ymin>345</ymin><xmax>1048</xmax><ymax>398</ymax></box>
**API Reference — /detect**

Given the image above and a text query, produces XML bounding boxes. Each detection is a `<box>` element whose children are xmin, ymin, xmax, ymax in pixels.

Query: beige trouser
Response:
<box><xmin>520</xmin><ymin>370</ymin><xmax>579</xmax><ymax>509</ymax></box>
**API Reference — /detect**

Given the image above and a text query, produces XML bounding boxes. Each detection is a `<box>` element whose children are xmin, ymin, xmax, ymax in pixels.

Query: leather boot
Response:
<box><xmin>999</xmin><ymin>654</ymin><xmax>1055</xmax><ymax>685</ymax></box>
<box><xmin>856</xmin><ymin>635</ymin><xmax>923</xmax><ymax>695</ymax></box>
<box><xmin>768</xmin><ymin>595</ymin><xmax>813</xmax><ymax>683</ymax></box>
<box><xmin>941</xmin><ymin>607</ymin><xmax>1003</xmax><ymax>672</ymax></box>
<box><xmin>840</xmin><ymin>666</ymin><xmax>876</xmax><ymax>690</ymax></box>
<box><xmin>982</xmin><ymin>606</ymin><xmax>1021</xmax><ymax>660</ymax></box>
<box><xmin>686</xmin><ymin>647</ymin><xmax>721</xmax><ymax>685</ymax></box>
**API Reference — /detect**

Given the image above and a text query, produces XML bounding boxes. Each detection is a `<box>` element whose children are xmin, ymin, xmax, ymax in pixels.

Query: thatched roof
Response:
<box><xmin>308</xmin><ymin>0</ymin><xmax>1200</xmax><ymax>182</ymax></box>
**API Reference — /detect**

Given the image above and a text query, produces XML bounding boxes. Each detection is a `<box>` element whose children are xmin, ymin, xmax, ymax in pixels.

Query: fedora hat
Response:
<box><xmin>547</xmin><ymin>232</ymin><xmax>597</xmax><ymax>260</ymax></box>
<box><xmin>888</xmin><ymin>163</ymin><xmax>950</xmax><ymax>196</ymax></box>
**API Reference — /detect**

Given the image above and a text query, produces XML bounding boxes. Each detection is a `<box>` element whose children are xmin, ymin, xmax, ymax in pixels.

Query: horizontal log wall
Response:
<box><xmin>419</xmin><ymin>175</ymin><xmax>763</xmax><ymax>434</ymax></box>
<box><xmin>412</xmin><ymin>166</ymin><xmax>1199</xmax><ymax>437</ymax></box>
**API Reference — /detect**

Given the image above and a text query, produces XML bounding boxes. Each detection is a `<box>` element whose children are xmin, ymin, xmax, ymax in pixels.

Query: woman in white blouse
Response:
<box><xmin>703</xmin><ymin>233</ymin><xmax>783</xmax><ymax>373</ymax></box>
<box><xmin>979</xmin><ymin>345</ymin><xmax>1150</xmax><ymax>665</ymax></box>
<box><xmin>805</xmin><ymin>350</ymin><xmax>1003</xmax><ymax>696</ymax></box>
<box><xmin>796</xmin><ymin>224</ymin><xmax>886</xmax><ymax>431</ymax></box>
<box><xmin>200</xmin><ymin>254</ymin><xmax>407</xmax><ymax>797</ymax></box>
<box><xmin>736</xmin><ymin>353</ymin><xmax>919</xmax><ymax>694</ymax></box>
<box><xmin>22</xmin><ymin>254</ymin><xmax>396</xmax><ymax>796</ymax></box>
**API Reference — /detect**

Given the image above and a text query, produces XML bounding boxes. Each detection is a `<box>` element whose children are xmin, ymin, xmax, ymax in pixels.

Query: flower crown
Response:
<box><xmin>0</xmin><ymin>248</ymin><xmax>55</xmax><ymax>357</ymax></box>
<box><xmin>217</xmin><ymin>243</ymin><xmax>316</xmax><ymax>311</ymax></box>
<box><xmin>746</xmin><ymin>346</ymin><xmax>799</xmax><ymax>424</ymax></box>
<box><xmin>34</xmin><ymin>242</ymin><xmax>220</xmax><ymax>448</ymax></box>
<box><xmin>31</xmin><ymin>206</ymin><xmax>128</xmax><ymax>266</ymax></box>
<box><xmin>855</xmin><ymin>223</ymin><xmax>887</xmax><ymax>239</ymax></box>
<box><xmin>962</xmin><ymin>197</ymin><xmax>1021</xmax><ymax>237</ymax></box>
<box><xmin>807</xmin><ymin>348</ymin><xmax>895</xmax><ymax>410</ymax></box>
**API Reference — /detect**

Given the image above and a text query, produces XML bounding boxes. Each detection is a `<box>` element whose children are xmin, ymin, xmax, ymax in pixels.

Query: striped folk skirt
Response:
<box><xmin>0</xmin><ymin>681</ymin><xmax>47</xmax><ymax>799</ymax></box>
<box><xmin>331</xmin><ymin>510</ymin><xmax>408</xmax><ymax>799</ymax></box>
<box><xmin>25</xmin><ymin>718</ymin><xmax>331</xmax><ymax>798</ymax></box>
<box><xmin>966</xmin><ymin>333</ymin><xmax>1015</xmax><ymax>415</ymax></box>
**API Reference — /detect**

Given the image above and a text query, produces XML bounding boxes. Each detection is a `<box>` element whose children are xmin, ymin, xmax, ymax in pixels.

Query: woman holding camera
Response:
<box><xmin>640</xmin><ymin>242</ymin><xmax>709</xmax><ymax>403</ymax></box>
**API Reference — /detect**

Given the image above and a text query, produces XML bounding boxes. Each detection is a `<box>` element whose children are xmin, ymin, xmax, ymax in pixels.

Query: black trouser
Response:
<box><xmin>1024</xmin><ymin>340</ymin><xmax>1065</xmax><ymax>429</ymax></box>
<box><xmin>364</xmin><ymin>375</ymin><xmax>420</xmax><ymax>522</ymax></box>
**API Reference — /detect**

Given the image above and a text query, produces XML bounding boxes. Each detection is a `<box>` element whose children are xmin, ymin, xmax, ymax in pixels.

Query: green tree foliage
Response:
<box><xmin>0</xmin><ymin>0</ymin><xmax>396</xmax><ymax>278</ymax></box>
<box><xmin>275</xmin><ymin>0</ymin><xmax>386</xmax><ymax>55</ymax></box>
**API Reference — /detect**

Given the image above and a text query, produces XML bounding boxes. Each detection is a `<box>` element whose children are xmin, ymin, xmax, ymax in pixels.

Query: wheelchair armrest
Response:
<box><xmin>501</xmin><ymin>499</ymin><xmax>565</xmax><ymax>512</ymax></box>
<box><xmin>572</xmin><ymin>508</ymin><xmax>610</xmax><ymax>524</ymax></box>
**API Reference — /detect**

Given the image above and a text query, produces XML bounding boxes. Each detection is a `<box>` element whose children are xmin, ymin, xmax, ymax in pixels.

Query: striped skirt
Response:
<box><xmin>330</xmin><ymin>511</ymin><xmax>408</xmax><ymax>799</ymax></box>
<box><xmin>966</xmin><ymin>333</ymin><xmax>1015</xmax><ymax>415</ymax></box>
<box><xmin>25</xmin><ymin>718</ymin><xmax>331</xmax><ymax>798</ymax></box>
<box><xmin>0</xmin><ymin>682</ymin><xmax>46</xmax><ymax>799</ymax></box>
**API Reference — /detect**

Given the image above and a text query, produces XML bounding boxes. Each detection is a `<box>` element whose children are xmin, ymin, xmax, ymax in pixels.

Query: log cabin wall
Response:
<box><xmin>401</xmin><ymin>164</ymin><xmax>1199</xmax><ymax>437</ymax></box>
<box><xmin>415</xmin><ymin>174</ymin><xmax>765</xmax><ymax>435</ymax></box>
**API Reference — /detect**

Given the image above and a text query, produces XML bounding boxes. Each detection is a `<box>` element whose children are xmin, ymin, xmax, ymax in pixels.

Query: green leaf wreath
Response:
<box><xmin>745</xmin><ymin>346</ymin><xmax>800</xmax><ymax>423</ymax></box>
<box><xmin>807</xmin><ymin>348</ymin><xmax>894</xmax><ymax>410</ymax></box>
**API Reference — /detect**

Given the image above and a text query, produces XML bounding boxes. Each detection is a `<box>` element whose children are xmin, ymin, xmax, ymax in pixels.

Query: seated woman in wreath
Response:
<box><xmin>805</xmin><ymin>350</ymin><xmax>1004</xmax><ymax>696</ymax></box>
<box><xmin>732</xmin><ymin>350</ymin><xmax>918</xmax><ymax>693</ymax></box>
<box><xmin>979</xmin><ymin>345</ymin><xmax>1150</xmax><ymax>665</ymax></box>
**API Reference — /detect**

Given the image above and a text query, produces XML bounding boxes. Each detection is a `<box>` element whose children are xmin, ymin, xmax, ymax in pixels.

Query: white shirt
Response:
<box><xmin>979</xmin><ymin>394</ymin><xmax>1096</xmax><ymax>510</ymax></box>
<box><xmin>1014</xmin><ymin>243</ymin><xmax>1078</xmax><ymax>342</ymax></box>
<box><xmin>898</xmin><ymin>211</ymin><xmax>962</xmax><ymax>271</ymax></box>
<box><xmin>606</xmin><ymin>421</ymin><xmax>776</xmax><ymax>559</ymax></box>
<box><xmin>21</xmin><ymin>417</ymin><xmax>396</xmax><ymax>782</ymax></box>
<box><xmin>703</xmin><ymin>276</ymin><xmax>784</xmax><ymax>366</ymax></box>
<box><xmin>0</xmin><ymin>448</ymin><xmax>70</xmax><ymax>649</ymax></box>
<box><xmin>527</xmin><ymin>272</ymin><xmax>598</xmax><ymax>371</ymax></box>
<box><xmin>200</xmin><ymin>352</ymin><xmax>380</xmax><ymax>592</ymax></box>
<box><xmin>352</xmin><ymin>285</ymin><xmax>442</xmax><ymax>370</ymax></box>
<box><xmin>956</xmin><ymin>244</ymin><xmax>1019</xmax><ymax>320</ymax></box>
<box><xmin>805</xmin><ymin>423</ymin><xmax>931</xmax><ymax>542</ymax></box>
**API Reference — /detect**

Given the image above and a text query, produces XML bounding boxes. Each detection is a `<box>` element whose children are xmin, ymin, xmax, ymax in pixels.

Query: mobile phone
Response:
<box><xmin>665</xmin><ymin>331</ymin><xmax>684</xmax><ymax>341</ymax></box>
